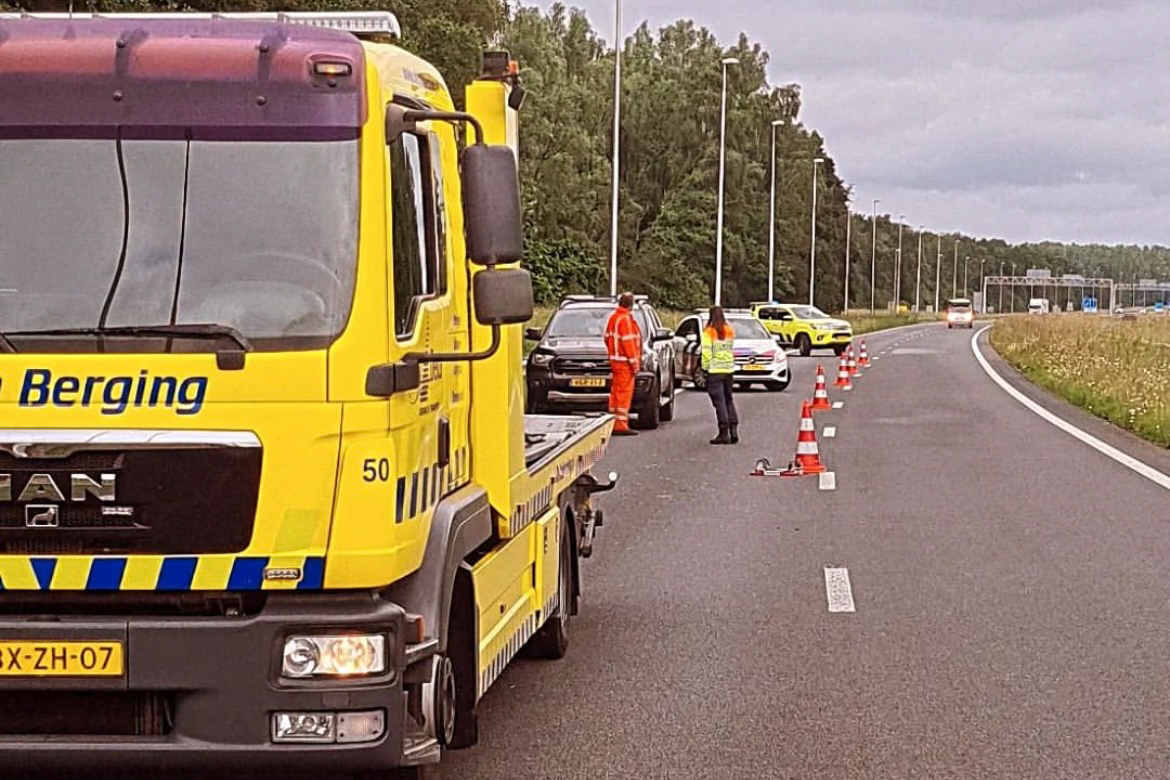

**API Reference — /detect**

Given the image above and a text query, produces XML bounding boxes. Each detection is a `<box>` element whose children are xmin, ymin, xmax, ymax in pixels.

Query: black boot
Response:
<box><xmin>729</xmin><ymin>424</ymin><xmax>739</xmax><ymax>444</ymax></box>
<box><xmin>709</xmin><ymin>426</ymin><xmax>731</xmax><ymax>445</ymax></box>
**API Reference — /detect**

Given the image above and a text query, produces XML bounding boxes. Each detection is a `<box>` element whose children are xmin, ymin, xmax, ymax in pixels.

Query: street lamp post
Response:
<box><xmin>915</xmin><ymin>227</ymin><xmax>923</xmax><ymax>312</ymax></box>
<box><xmin>998</xmin><ymin>261</ymin><xmax>1004</xmax><ymax>313</ymax></box>
<box><xmin>844</xmin><ymin>213</ymin><xmax>852</xmax><ymax>313</ymax></box>
<box><xmin>713</xmin><ymin>56</ymin><xmax>738</xmax><ymax>305</ymax></box>
<box><xmin>952</xmin><ymin>240</ymin><xmax>959</xmax><ymax>297</ymax></box>
<box><xmin>980</xmin><ymin>258</ymin><xmax>986</xmax><ymax>311</ymax></box>
<box><xmin>934</xmin><ymin>235</ymin><xmax>942</xmax><ymax>313</ymax></box>
<box><xmin>870</xmin><ymin>199</ymin><xmax>880</xmax><ymax>314</ymax></box>
<box><xmin>963</xmin><ymin>256</ymin><xmax>970</xmax><ymax>295</ymax></box>
<box><xmin>895</xmin><ymin>216</ymin><xmax>905</xmax><ymax>310</ymax></box>
<box><xmin>767</xmin><ymin>119</ymin><xmax>783</xmax><ymax>303</ymax></box>
<box><xmin>607</xmin><ymin>0</ymin><xmax>623</xmax><ymax>297</ymax></box>
<box><xmin>1010</xmin><ymin>262</ymin><xmax>1016</xmax><ymax>312</ymax></box>
<box><xmin>808</xmin><ymin>157</ymin><xmax>824</xmax><ymax>306</ymax></box>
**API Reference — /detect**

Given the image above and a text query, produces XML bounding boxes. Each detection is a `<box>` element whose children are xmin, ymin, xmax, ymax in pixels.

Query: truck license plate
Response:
<box><xmin>570</xmin><ymin>378</ymin><xmax>606</xmax><ymax>388</ymax></box>
<box><xmin>0</xmin><ymin>641</ymin><xmax>124</xmax><ymax>677</ymax></box>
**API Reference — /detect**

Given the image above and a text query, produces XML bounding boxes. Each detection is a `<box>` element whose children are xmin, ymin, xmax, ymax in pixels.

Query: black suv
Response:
<box><xmin>525</xmin><ymin>295</ymin><xmax>677</xmax><ymax>429</ymax></box>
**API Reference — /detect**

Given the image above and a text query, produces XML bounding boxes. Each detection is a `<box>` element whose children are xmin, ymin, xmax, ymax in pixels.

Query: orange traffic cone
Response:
<box><xmin>834</xmin><ymin>354</ymin><xmax>853</xmax><ymax>390</ymax></box>
<box><xmin>847</xmin><ymin>346</ymin><xmax>860</xmax><ymax>376</ymax></box>
<box><xmin>788</xmin><ymin>400</ymin><xmax>827</xmax><ymax>475</ymax></box>
<box><xmin>811</xmin><ymin>364</ymin><xmax>832</xmax><ymax>411</ymax></box>
<box><xmin>858</xmin><ymin>340</ymin><xmax>871</xmax><ymax>366</ymax></box>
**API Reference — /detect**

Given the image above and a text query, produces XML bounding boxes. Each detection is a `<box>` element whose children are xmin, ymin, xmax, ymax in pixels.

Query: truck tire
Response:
<box><xmin>833</xmin><ymin>344</ymin><xmax>848</xmax><ymax>356</ymax></box>
<box><xmin>659</xmin><ymin>370</ymin><xmax>676</xmax><ymax>422</ymax></box>
<box><xmin>633</xmin><ymin>379</ymin><xmax>660</xmax><ymax>430</ymax></box>
<box><xmin>690</xmin><ymin>367</ymin><xmax>707</xmax><ymax>391</ymax></box>
<box><xmin>527</xmin><ymin>514</ymin><xmax>573</xmax><ymax>660</ymax></box>
<box><xmin>795</xmin><ymin>333</ymin><xmax>812</xmax><ymax>356</ymax></box>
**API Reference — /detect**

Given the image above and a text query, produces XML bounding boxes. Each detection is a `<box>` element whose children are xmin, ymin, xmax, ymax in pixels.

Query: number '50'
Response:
<box><xmin>362</xmin><ymin>458</ymin><xmax>391</xmax><ymax>482</ymax></box>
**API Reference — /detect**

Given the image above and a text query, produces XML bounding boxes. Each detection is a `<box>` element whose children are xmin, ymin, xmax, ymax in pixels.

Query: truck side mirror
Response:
<box><xmin>474</xmin><ymin>268</ymin><xmax>534</xmax><ymax>325</ymax></box>
<box><xmin>525</xmin><ymin>327</ymin><xmax>543</xmax><ymax>341</ymax></box>
<box><xmin>462</xmin><ymin>145</ymin><xmax>523</xmax><ymax>266</ymax></box>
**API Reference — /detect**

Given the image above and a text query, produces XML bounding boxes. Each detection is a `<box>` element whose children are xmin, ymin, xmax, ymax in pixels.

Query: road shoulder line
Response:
<box><xmin>970</xmin><ymin>325</ymin><xmax>1170</xmax><ymax>492</ymax></box>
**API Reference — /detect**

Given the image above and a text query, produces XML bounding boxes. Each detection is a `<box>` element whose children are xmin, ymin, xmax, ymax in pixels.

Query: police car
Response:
<box><xmin>750</xmin><ymin>302</ymin><xmax>853</xmax><ymax>356</ymax></box>
<box><xmin>672</xmin><ymin>309</ymin><xmax>790</xmax><ymax>391</ymax></box>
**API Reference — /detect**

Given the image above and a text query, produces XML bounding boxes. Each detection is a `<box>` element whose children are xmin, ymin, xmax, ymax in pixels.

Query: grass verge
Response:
<box><xmin>989</xmin><ymin>314</ymin><xmax>1170</xmax><ymax>447</ymax></box>
<box><xmin>845</xmin><ymin>312</ymin><xmax>937</xmax><ymax>335</ymax></box>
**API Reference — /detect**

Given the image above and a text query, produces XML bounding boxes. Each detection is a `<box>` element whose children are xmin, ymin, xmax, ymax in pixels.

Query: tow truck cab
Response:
<box><xmin>0</xmin><ymin>12</ymin><xmax>613</xmax><ymax>776</ymax></box>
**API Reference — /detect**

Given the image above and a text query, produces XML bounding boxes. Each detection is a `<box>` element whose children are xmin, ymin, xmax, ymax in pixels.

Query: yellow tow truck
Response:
<box><xmin>0</xmin><ymin>11</ymin><xmax>614</xmax><ymax>778</ymax></box>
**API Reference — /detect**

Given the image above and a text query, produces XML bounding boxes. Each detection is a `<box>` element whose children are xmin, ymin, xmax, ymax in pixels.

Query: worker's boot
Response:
<box><xmin>729</xmin><ymin>424</ymin><xmax>739</xmax><ymax>444</ymax></box>
<box><xmin>709</xmin><ymin>426</ymin><xmax>731</xmax><ymax>445</ymax></box>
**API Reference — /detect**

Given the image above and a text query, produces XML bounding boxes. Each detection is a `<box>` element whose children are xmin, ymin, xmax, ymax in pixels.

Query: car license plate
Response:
<box><xmin>743</xmin><ymin>365</ymin><xmax>767</xmax><ymax>371</ymax></box>
<box><xmin>569</xmin><ymin>378</ymin><xmax>606</xmax><ymax>388</ymax></box>
<box><xmin>0</xmin><ymin>641</ymin><xmax>124</xmax><ymax>677</ymax></box>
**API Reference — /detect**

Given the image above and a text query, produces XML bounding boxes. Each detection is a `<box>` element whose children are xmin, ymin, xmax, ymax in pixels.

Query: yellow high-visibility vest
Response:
<box><xmin>700</xmin><ymin>325</ymin><xmax>736</xmax><ymax>374</ymax></box>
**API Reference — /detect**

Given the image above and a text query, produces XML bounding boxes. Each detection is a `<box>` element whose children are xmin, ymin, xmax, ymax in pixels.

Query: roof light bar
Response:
<box><xmin>0</xmin><ymin>10</ymin><xmax>402</xmax><ymax>39</ymax></box>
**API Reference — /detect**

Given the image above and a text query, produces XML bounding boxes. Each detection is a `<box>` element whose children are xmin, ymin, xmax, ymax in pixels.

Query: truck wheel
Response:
<box><xmin>660</xmin><ymin>371</ymin><xmax>676</xmax><ymax>422</ymax></box>
<box><xmin>528</xmin><ymin>514</ymin><xmax>573</xmax><ymax>659</ymax></box>
<box><xmin>833</xmin><ymin>344</ymin><xmax>847</xmax><ymax>356</ymax></box>
<box><xmin>633</xmin><ymin>379</ymin><xmax>660</xmax><ymax>430</ymax></box>
<box><xmin>795</xmin><ymin>333</ymin><xmax>812</xmax><ymax>356</ymax></box>
<box><xmin>691</xmin><ymin>368</ymin><xmax>707</xmax><ymax>391</ymax></box>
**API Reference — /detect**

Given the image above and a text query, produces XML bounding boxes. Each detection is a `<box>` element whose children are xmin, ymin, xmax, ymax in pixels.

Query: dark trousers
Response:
<box><xmin>705</xmin><ymin>373</ymin><xmax>739</xmax><ymax>427</ymax></box>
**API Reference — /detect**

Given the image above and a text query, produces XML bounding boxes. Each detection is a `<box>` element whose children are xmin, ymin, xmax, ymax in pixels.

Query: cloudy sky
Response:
<box><xmin>537</xmin><ymin>0</ymin><xmax>1170</xmax><ymax>246</ymax></box>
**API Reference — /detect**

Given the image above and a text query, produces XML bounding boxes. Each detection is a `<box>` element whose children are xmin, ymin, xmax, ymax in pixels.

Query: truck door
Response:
<box><xmin>386</xmin><ymin>123</ymin><xmax>459</xmax><ymax>530</ymax></box>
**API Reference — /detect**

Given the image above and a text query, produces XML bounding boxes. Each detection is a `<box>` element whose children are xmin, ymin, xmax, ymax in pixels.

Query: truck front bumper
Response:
<box><xmin>0</xmin><ymin>592</ymin><xmax>433</xmax><ymax>773</ymax></box>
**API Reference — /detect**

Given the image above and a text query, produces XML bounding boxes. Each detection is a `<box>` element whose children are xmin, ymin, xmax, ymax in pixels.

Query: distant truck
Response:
<box><xmin>1028</xmin><ymin>298</ymin><xmax>1051</xmax><ymax>314</ymax></box>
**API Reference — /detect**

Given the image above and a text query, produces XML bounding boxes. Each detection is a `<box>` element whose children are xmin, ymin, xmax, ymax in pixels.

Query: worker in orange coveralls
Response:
<box><xmin>603</xmin><ymin>291</ymin><xmax>642</xmax><ymax>436</ymax></box>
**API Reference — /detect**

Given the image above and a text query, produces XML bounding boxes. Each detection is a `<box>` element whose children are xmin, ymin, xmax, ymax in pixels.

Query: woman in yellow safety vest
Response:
<box><xmin>701</xmin><ymin>305</ymin><xmax>739</xmax><ymax>444</ymax></box>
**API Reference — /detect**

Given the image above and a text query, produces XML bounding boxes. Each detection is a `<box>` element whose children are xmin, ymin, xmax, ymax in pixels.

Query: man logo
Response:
<box><xmin>25</xmin><ymin>505</ymin><xmax>59</xmax><ymax>528</ymax></box>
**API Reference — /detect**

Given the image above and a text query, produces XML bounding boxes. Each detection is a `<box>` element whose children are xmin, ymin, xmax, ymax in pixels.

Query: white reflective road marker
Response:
<box><xmin>823</xmin><ymin>426</ymin><xmax>837</xmax><ymax>438</ymax></box>
<box><xmin>824</xmin><ymin>567</ymin><xmax>855</xmax><ymax>612</ymax></box>
<box><xmin>832</xmin><ymin>401</ymin><xmax>844</xmax><ymax>409</ymax></box>
<box><xmin>819</xmin><ymin>471</ymin><xmax>836</xmax><ymax>491</ymax></box>
<box><xmin>971</xmin><ymin>327</ymin><xmax>1170</xmax><ymax>493</ymax></box>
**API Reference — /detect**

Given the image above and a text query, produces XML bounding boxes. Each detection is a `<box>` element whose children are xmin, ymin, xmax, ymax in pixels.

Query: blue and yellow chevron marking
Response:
<box><xmin>0</xmin><ymin>554</ymin><xmax>326</xmax><ymax>591</ymax></box>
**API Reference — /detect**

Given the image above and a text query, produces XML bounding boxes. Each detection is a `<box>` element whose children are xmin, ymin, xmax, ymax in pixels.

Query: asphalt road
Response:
<box><xmin>444</xmin><ymin>322</ymin><xmax>1170</xmax><ymax>780</ymax></box>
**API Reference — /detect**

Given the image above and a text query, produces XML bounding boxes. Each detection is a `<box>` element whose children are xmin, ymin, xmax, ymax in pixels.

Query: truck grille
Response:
<box><xmin>0</xmin><ymin>446</ymin><xmax>261</xmax><ymax>555</ymax></box>
<box><xmin>553</xmin><ymin>356</ymin><xmax>610</xmax><ymax>375</ymax></box>
<box><xmin>0</xmin><ymin>691</ymin><xmax>173</xmax><ymax>736</ymax></box>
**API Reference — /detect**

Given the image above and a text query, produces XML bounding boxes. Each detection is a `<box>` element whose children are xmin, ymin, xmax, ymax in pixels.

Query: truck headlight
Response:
<box><xmin>282</xmin><ymin>634</ymin><xmax>388</xmax><ymax>679</ymax></box>
<box><xmin>812</xmin><ymin>323</ymin><xmax>835</xmax><ymax>331</ymax></box>
<box><xmin>529</xmin><ymin>351</ymin><xmax>554</xmax><ymax>368</ymax></box>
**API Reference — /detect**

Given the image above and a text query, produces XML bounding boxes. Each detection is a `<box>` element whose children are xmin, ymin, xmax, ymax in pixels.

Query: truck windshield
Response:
<box><xmin>788</xmin><ymin>305</ymin><xmax>829</xmax><ymax>319</ymax></box>
<box><xmin>546</xmin><ymin>307</ymin><xmax>650</xmax><ymax>339</ymax></box>
<box><xmin>0</xmin><ymin>138</ymin><xmax>359</xmax><ymax>353</ymax></box>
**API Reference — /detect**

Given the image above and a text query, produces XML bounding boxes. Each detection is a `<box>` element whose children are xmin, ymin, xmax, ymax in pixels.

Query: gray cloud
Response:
<box><xmin>538</xmin><ymin>0</ymin><xmax>1170</xmax><ymax>244</ymax></box>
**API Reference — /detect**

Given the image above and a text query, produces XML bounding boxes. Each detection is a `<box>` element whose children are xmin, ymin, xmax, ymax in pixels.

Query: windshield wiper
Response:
<box><xmin>2</xmin><ymin>324</ymin><xmax>253</xmax><ymax>352</ymax></box>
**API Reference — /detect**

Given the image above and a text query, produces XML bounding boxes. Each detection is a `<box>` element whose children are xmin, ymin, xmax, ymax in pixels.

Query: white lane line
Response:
<box><xmin>819</xmin><ymin>471</ymin><xmax>836</xmax><ymax>491</ymax></box>
<box><xmin>824</xmin><ymin>567</ymin><xmax>856</xmax><ymax>612</ymax></box>
<box><xmin>823</xmin><ymin>425</ymin><xmax>837</xmax><ymax>438</ymax></box>
<box><xmin>832</xmin><ymin>401</ymin><xmax>844</xmax><ymax>409</ymax></box>
<box><xmin>971</xmin><ymin>326</ymin><xmax>1170</xmax><ymax>492</ymax></box>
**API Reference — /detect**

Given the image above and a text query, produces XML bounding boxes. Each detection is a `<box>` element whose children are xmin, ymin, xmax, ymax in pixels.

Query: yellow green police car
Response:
<box><xmin>750</xmin><ymin>302</ymin><xmax>853</xmax><ymax>356</ymax></box>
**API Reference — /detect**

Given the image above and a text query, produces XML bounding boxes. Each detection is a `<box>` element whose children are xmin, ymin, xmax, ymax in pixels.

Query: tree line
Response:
<box><xmin>6</xmin><ymin>0</ymin><xmax>1169</xmax><ymax>311</ymax></box>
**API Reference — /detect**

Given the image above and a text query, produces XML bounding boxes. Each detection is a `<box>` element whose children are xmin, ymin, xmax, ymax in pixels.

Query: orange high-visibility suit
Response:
<box><xmin>604</xmin><ymin>306</ymin><xmax>642</xmax><ymax>432</ymax></box>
